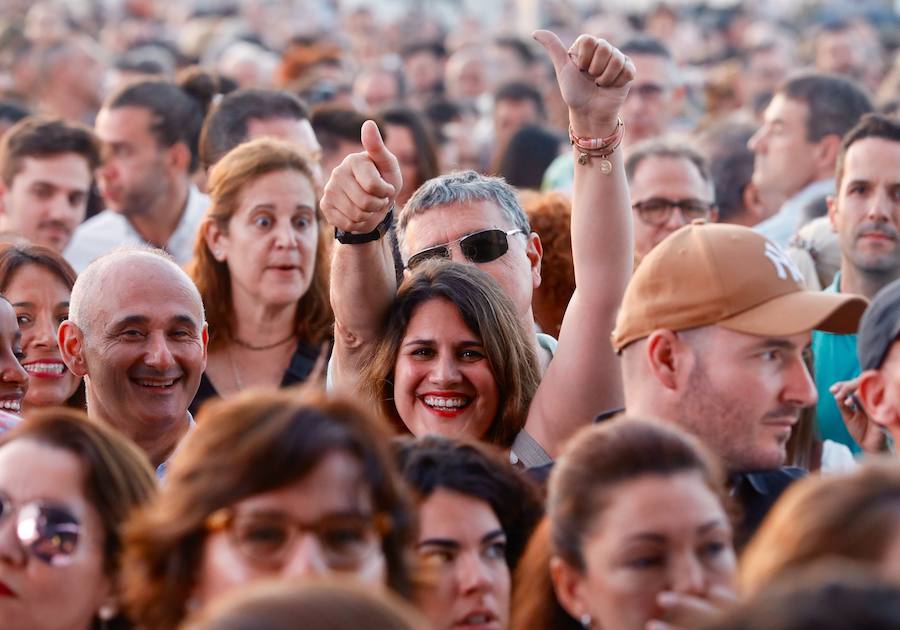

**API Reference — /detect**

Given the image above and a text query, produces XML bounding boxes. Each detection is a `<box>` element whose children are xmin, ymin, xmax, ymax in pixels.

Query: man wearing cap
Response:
<box><xmin>814</xmin><ymin>114</ymin><xmax>900</xmax><ymax>454</ymax></box>
<box><xmin>856</xmin><ymin>279</ymin><xmax>900</xmax><ymax>449</ymax></box>
<box><xmin>613</xmin><ymin>221</ymin><xmax>866</xmax><ymax>542</ymax></box>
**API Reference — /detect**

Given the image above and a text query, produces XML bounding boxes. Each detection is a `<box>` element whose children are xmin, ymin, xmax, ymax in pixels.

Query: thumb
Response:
<box><xmin>361</xmin><ymin>119</ymin><xmax>396</xmax><ymax>175</ymax></box>
<box><xmin>532</xmin><ymin>29</ymin><xmax>569</xmax><ymax>75</ymax></box>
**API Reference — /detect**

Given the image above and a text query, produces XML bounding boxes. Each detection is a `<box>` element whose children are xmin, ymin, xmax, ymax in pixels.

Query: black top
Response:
<box><xmin>189</xmin><ymin>339</ymin><xmax>325</xmax><ymax>416</ymax></box>
<box><xmin>732</xmin><ymin>466</ymin><xmax>806</xmax><ymax>549</ymax></box>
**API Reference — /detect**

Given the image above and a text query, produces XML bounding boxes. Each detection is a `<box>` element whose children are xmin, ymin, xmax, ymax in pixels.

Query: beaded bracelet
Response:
<box><xmin>569</xmin><ymin>118</ymin><xmax>625</xmax><ymax>173</ymax></box>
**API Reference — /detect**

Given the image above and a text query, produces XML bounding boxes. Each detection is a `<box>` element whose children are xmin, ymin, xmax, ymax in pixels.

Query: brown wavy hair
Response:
<box><xmin>121</xmin><ymin>387</ymin><xmax>416</xmax><ymax>630</ymax></box>
<box><xmin>186</xmin><ymin>138</ymin><xmax>332</xmax><ymax>351</ymax></box>
<box><xmin>360</xmin><ymin>260</ymin><xmax>539</xmax><ymax>448</ymax></box>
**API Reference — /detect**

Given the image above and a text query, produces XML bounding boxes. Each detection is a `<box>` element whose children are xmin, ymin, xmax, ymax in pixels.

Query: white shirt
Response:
<box><xmin>753</xmin><ymin>178</ymin><xmax>835</xmax><ymax>248</ymax></box>
<box><xmin>65</xmin><ymin>185</ymin><xmax>209</xmax><ymax>272</ymax></box>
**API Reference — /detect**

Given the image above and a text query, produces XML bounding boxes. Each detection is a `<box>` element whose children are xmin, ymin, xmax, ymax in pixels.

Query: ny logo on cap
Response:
<box><xmin>764</xmin><ymin>241</ymin><xmax>802</xmax><ymax>283</ymax></box>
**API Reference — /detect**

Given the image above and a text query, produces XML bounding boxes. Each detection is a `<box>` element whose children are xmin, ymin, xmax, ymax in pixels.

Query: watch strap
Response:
<box><xmin>334</xmin><ymin>207</ymin><xmax>394</xmax><ymax>244</ymax></box>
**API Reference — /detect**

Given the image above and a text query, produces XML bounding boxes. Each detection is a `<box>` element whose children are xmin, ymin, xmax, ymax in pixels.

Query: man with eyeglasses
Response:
<box><xmin>625</xmin><ymin>138</ymin><xmax>717</xmax><ymax>262</ymax></box>
<box><xmin>322</xmin><ymin>31</ymin><xmax>635</xmax><ymax>465</ymax></box>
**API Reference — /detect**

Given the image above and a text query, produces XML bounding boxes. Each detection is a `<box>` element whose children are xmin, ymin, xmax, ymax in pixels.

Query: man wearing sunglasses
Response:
<box><xmin>625</xmin><ymin>139</ymin><xmax>717</xmax><ymax>262</ymax></box>
<box><xmin>322</xmin><ymin>31</ymin><xmax>635</xmax><ymax>463</ymax></box>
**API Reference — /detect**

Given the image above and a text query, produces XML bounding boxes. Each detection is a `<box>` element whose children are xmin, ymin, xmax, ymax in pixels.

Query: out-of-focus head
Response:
<box><xmin>190</xmin><ymin>138</ymin><xmax>331</xmax><ymax>353</ymax></box>
<box><xmin>400</xmin><ymin>41</ymin><xmax>446</xmax><ymax>99</ymax></box>
<box><xmin>310</xmin><ymin>107</ymin><xmax>370</xmax><ymax>181</ymax></box>
<box><xmin>121</xmin><ymin>387</ymin><xmax>415</xmax><ymax>629</ymax></box>
<box><xmin>740</xmin><ymin>460</ymin><xmax>900</xmax><ymax>596</ymax></box>
<box><xmin>625</xmin><ymin>138</ymin><xmax>716</xmax><ymax>259</ymax></box>
<box><xmin>698</xmin><ymin>122</ymin><xmax>767</xmax><ymax>227</ymax></box>
<box><xmin>353</xmin><ymin>64</ymin><xmax>405</xmax><ymax>112</ymax></box>
<box><xmin>0</xmin><ymin>243</ymin><xmax>79</xmax><ymax>411</ymax></box>
<box><xmin>379</xmin><ymin>106</ymin><xmax>440</xmax><ymax>206</ymax></box>
<box><xmin>185</xmin><ymin>579</ymin><xmax>427</xmax><ymax>630</ymax></box>
<box><xmin>0</xmin><ymin>293</ymin><xmax>27</xmax><ymax>417</ymax></box>
<box><xmin>492</xmin><ymin>81</ymin><xmax>545</xmax><ymax>158</ymax></box>
<box><xmin>363</xmin><ymin>261</ymin><xmax>539</xmax><ymax>449</ymax></box>
<box><xmin>396</xmin><ymin>436</ymin><xmax>542</xmax><ymax>630</ymax></box>
<box><xmin>615</xmin><ymin>223</ymin><xmax>867</xmax><ymax>472</ymax></box>
<box><xmin>60</xmin><ymin>246</ymin><xmax>207</xmax><ymax>440</ymax></box>
<box><xmin>445</xmin><ymin>46</ymin><xmax>489</xmax><ymax>102</ymax></box>
<box><xmin>748</xmin><ymin>72</ymin><xmax>874</xmax><ymax>206</ymax></box>
<box><xmin>199</xmin><ymin>89</ymin><xmax>322</xmax><ymax>188</ymax></box>
<box><xmin>619</xmin><ymin>37</ymin><xmax>681</xmax><ymax>144</ymax></box>
<box><xmin>0</xmin><ymin>408</ymin><xmax>156</xmax><ymax>630</ymax></box>
<box><xmin>546</xmin><ymin>419</ymin><xmax>735</xmax><ymax>630</ymax></box>
<box><xmin>857</xmin><ymin>278</ymin><xmax>900</xmax><ymax>443</ymax></box>
<box><xmin>397</xmin><ymin>170</ymin><xmax>541</xmax><ymax>324</ymax></box>
<box><xmin>522</xmin><ymin>192</ymin><xmax>573</xmax><ymax>338</ymax></box>
<box><xmin>0</xmin><ymin>116</ymin><xmax>99</xmax><ymax>252</ymax></box>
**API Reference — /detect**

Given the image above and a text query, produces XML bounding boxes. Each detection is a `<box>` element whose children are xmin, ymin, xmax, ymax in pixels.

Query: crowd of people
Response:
<box><xmin>0</xmin><ymin>0</ymin><xmax>899</xmax><ymax>628</ymax></box>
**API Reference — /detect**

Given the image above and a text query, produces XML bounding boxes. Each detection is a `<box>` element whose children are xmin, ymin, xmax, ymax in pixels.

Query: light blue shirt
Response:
<box><xmin>754</xmin><ymin>179</ymin><xmax>834</xmax><ymax>248</ymax></box>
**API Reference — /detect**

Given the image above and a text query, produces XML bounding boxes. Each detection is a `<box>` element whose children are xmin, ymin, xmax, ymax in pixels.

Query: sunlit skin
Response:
<box><xmin>415</xmin><ymin>490</ymin><xmax>510</xmax><ymax>630</ymax></box>
<box><xmin>393</xmin><ymin>298</ymin><xmax>499</xmax><ymax>442</ymax></box>
<box><xmin>0</xmin><ymin>440</ymin><xmax>110</xmax><ymax>630</ymax></box>
<box><xmin>194</xmin><ymin>451</ymin><xmax>386</xmax><ymax>607</ymax></box>
<box><xmin>0</xmin><ymin>155</ymin><xmax>91</xmax><ymax>252</ymax></box>
<box><xmin>554</xmin><ymin>473</ymin><xmax>735</xmax><ymax>630</ymax></box>
<box><xmin>6</xmin><ymin>265</ymin><xmax>78</xmax><ymax>411</ymax></box>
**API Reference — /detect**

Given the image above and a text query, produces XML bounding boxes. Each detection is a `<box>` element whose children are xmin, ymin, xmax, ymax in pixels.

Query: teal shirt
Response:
<box><xmin>811</xmin><ymin>273</ymin><xmax>861</xmax><ymax>453</ymax></box>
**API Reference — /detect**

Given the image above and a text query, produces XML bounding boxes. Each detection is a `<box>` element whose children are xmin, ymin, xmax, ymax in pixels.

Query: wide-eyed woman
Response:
<box><xmin>395</xmin><ymin>436</ymin><xmax>543</xmax><ymax>630</ymax></box>
<box><xmin>0</xmin><ymin>244</ymin><xmax>82</xmax><ymax>415</ymax></box>
<box><xmin>187</xmin><ymin>138</ymin><xmax>332</xmax><ymax>414</ymax></box>
<box><xmin>741</xmin><ymin>459</ymin><xmax>900</xmax><ymax>595</ymax></box>
<box><xmin>0</xmin><ymin>408</ymin><xmax>156</xmax><ymax>630</ymax></box>
<box><xmin>511</xmin><ymin>419</ymin><xmax>737</xmax><ymax>630</ymax></box>
<box><xmin>122</xmin><ymin>387</ymin><xmax>415</xmax><ymax>629</ymax></box>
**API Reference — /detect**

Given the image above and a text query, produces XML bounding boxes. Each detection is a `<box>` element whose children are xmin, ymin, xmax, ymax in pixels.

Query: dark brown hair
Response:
<box><xmin>122</xmin><ymin>387</ymin><xmax>416</xmax><ymax>629</ymax></box>
<box><xmin>186</xmin><ymin>138</ymin><xmax>332</xmax><ymax>351</ymax></box>
<box><xmin>834</xmin><ymin>113</ymin><xmax>900</xmax><ymax>188</ymax></box>
<box><xmin>512</xmin><ymin>419</ymin><xmax>729</xmax><ymax>630</ymax></box>
<box><xmin>360</xmin><ymin>261</ymin><xmax>539</xmax><ymax>448</ymax></box>
<box><xmin>0</xmin><ymin>116</ymin><xmax>99</xmax><ymax>186</ymax></box>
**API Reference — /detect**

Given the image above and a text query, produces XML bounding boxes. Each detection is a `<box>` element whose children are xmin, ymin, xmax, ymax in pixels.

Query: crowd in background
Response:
<box><xmin>0</xmin><ymin>0</ymin><xmax>899</xmax><ymax>629</ymax></box>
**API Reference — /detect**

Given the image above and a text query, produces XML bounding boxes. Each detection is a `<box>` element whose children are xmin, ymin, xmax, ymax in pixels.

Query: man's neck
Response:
<box><xmin>522</xmin><ymin>311</ymin><xmax>552</xmax><ymax>375</ymax></box>
<box><xmin>87</xmin><ymin>396</ymin><xmax>189</xmax><ymax>468</ymax></box>
<box><xmin>840</xmin><ymin>262</ymin><xmax>900</xmax><ymax>300</ymax></box>
<box><xmin>129</xmin><ymin>177</ymin><xmax>190</xmax><ymax>249</ymax></box>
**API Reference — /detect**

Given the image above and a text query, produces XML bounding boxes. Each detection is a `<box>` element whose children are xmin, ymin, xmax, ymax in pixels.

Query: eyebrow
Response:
<box><xmin>626</xmin><ymin>519</ymin><xmax>728</xmax><ymax>543</ymax></box>
<box><xmin>417</xmin><ymin>529</ymin><xmax>505</xmax><ymax>550</ymax></box>
<box><xmin>751</xmin><ymin>338</ymin><xmax>800</xmax><ymax>352</ymax></box>
<box><xmin>110</xmin><ymin>314</ymin><xmax>199</xmax><ymax>329</ymax></box>
<box><xmin>402</xmin><ymin>338</ymin><xmax>483</xmax><ymax>348</ymax></box>
<box><xmin>12</xmin><ymin>301</ymin><xmax>70</xmax><ymax>309</ymax></box>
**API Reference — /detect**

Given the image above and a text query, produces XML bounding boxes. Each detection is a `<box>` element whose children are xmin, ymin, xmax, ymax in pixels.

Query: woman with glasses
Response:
<box><xmin>0</xmin><ymin>408</ymin><xmax>156</xmax><ymax>630</ymax></box>
<box><xmin>121</xmin><ymin>387</ymin><xmax>415</xmax><ymax>629</ymax></box>
<box><xmin>395</xmin><ymin>436</ymin><xmax>543</xmax><ymax>630</ymax></box>
<box><xmin>187</xmin><ymin>139</ymin><xmax>332</xmax><ymax>415</ymax></box>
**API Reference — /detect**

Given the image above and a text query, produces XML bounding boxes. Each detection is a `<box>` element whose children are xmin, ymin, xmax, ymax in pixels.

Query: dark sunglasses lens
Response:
<box><xmin>17</xmin><ymin>504</ymin><xmax>80</xmax><ymax>566</ymax></box>
<box><xmin>407</xmin><ymin>246</ymin><xmax>450</xmax><ymax>270</ymax></box>
<box><xmin>460</xmin><ymin>230</ymin><xmax>509</xmax><ymax>263</ymax></box>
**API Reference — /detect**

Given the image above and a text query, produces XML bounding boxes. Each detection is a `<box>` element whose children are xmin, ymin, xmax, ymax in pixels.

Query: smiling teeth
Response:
<box><xmin>24</xmin><ymin>363</ymin><xmax>65</xmax><ymax>374</ymax></box>
<box><xmin>463</xmin><ymin>614</ymin><xmax>489</xmax><ymax>624</ymax></box>
<box><xmin>138</xmin><ymin>380</ymin><xmax>175</xmax><ymax>388</ymax></box>
<box><xmin>0</xmin><ymin>400</ymin><xmax>20</xmax><ymax>412</ymax></box>
<box><xmin>423</xmin><ymin>396</ymin><xmax>467</xmax><ymax>408</ymax></box>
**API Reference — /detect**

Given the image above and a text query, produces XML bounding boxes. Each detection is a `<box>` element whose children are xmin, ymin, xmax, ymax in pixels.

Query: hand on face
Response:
<box><xmin>320</xmin><ymin>120</ymin><xmax>403</xmax><ymax>234</ymax></box>
<box><xmin>532</xmin><ymin>30</ymin><xmax>635</xmax><ymax>136</ymax></box>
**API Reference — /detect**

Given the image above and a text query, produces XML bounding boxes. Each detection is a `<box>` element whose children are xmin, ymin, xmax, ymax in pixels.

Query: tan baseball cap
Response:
<box><xmin>611</xmin><ymin>221</ymin><xmax>868</xmax><ymax>352</ymax></box>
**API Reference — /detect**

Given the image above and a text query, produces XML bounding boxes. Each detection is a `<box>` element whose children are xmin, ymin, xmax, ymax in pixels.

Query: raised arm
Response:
<box><xmin>525</xmin><ymin>32</ymin><xmax>634</xmax><ymax>457</ymax></box>
<box><xmin>320</xmin><ymin>121</ymin><xmax>403</xmax><ymax>388</ymax></box>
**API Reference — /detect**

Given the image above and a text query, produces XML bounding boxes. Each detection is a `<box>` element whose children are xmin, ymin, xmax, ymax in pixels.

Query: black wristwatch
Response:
<box><xmin>334</xmin><ymin>208</ymin><xmax>394</xmax><ymax>244</ymax></box>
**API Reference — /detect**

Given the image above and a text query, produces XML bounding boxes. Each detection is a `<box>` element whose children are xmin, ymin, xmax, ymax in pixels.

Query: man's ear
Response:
<box><xmin>550</xmin><ymin>555</ymin><xmax>590</xmax><ymax>623</ymax></box>
<box><xmin>857</xmin><ymin>369</ymin><xmax>897</xmax><ymax>431</ymax></box>
<box><xmin>202</xmin><ymin>219</ymin><xmax>228</xmax><ymax>262</ymax></box>
<box><xmin>527</xmin><ymin>231</ymin><xmax>543</xmax><ymax>290</ymax></box>
<box><xmin>644</xmin><ymin>329</ymin><xmax>691</xmax><ymax>392</ymax></box>
<box><xmin>166</xmin><ymin>142</ymin><xmax>192</xmax><ymax>175</ymax></box>
<box><xmin>827</xmin><ymin>194</ymin><xmax>839</xmax><ymax>233</ymax></box>
<box><xmin>0</xmin><ymin>179</ymin><xmax>9</xmax><ymax>220</ymax></box>
<box><xmin>58</xmin><ymin>320</ymin><xmax>88</xmax><ymax>378</ymax></box>
<box><xmin>814</xmin><ymin>134</ymin><xmax>842</xmax><ymax>178</ymax></box>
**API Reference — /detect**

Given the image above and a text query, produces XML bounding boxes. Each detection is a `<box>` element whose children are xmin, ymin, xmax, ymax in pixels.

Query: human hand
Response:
<box><xmin>832</xmin><ymin>376</ymin><xmax>887</xmax><ymax>454</ymax></box>
<box><xmin>532</xmin><ymin>30</ymin><xmax>635</xmax><ymax>138</ymax></box>
<box><xmin>646</xmin><ymin>585</ymin><xmax>737</xmax><ymax>630</ymax></box>
<box><xmin>320</xmin><ymin>120</ymin><xmax>402</xmax><ymax>234</ymax></box>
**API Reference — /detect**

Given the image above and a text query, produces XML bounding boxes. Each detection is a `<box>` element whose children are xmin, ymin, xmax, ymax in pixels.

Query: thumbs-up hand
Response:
<box><xmin>321</xmin><ymin>120</ymin><xmax>403</xmax><ymax>234</ymax></box>
<box><xmin>533</xmin><ymin>30</ymin><xmax>635</xmax><ymax>138</ymax></box>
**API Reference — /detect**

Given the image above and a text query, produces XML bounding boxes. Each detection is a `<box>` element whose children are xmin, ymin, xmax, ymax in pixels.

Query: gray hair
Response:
<box><xmin>69</xmin><ymin>245</ymin><xmax>205</xmax><ymax>332</ymax></box>
<box><xmin>396</xmin><ymin>170</ymin><xmax>530</xmax><ymax>254</ymax></box>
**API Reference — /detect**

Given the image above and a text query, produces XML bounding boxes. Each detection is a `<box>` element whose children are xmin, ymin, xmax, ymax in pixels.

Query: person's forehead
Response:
<box><xmin>96</xmin><ymin>105</ymin><xmax>155</xmax><ymax>143</ymax></box>
<box><xmin>14</xmin><ymin>153</ymin><xmax>92</xmax><ymax>188</ymax></box>
<box><xmin>764</xmin><ymin>94</ymin><xmax>808</xmax><ymax>126</ymax></box>
<box><xmin>247</xmin><ymin>117</ymin><xmax>321</xmax><ymax>155</ymax></box>
<box><xmin>402</xmin><ymin>201</ymin><xmax>512</xmax><ymax>251</ymax></box>
<box><xmin>97</xmin><ymin>262</ymin><xmax>203</xmax><ymax>323</ymax></box>
<box><xmin>631</xmin><ymin>53</ymin><xmax>675</xmax><ymax>85</ymax></box>
<box><xmin>841</xmin><ymin>137</ymin><xmax>900</xmax><ymax>185</ymax></box>
<box><xmin>631</xmin><ymin>155</ymin><xmax>710</xmax><ymax>200</ymax></box>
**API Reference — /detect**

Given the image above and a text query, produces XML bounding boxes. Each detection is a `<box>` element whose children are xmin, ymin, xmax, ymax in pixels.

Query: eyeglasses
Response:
<box><xmin>630</xmin><ymin>83</ymin><xmax>668</xmax><ymax>100</ymax></box>
<box><xmin>632</xmin><ymin>198</ymin><xmax>713</xmax><ymax>227</ymax></box>
<box><xmin>206</xmin><ymin>509</ymin><xmax>390</xmax><ymax>572</ymax></box>
<box><xmin>405</xmin><ymin>228</ymin><xmax>526</xmax><ymax>270</ymax></box>
<box><xmin>0</xmin><ymin>492</ymin><xmax>81</xmax><ymax>566</ymax></box>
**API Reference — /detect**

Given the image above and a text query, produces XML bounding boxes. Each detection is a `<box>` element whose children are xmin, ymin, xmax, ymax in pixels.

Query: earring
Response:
<box><xmin>580</xmin><ymin>613</ymin><xmax>592</xmax><ymax>628</ymax></box>
<box><xmin>98</xmin><ymin>604</ymin><xmax>116</xmax><ymax>620</ymax></box>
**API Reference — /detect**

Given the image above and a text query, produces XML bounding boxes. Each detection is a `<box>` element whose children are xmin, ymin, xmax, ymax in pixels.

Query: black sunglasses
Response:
<box><xmin>0</xmin><ymin>492</ymin><xmax>81</xmax><ymax>566</ymax></box>
<box><xmin>406</xmin><ymin>228</ymin><xmax>525</xmax><ymax>270</ymax></box>
<box><xmin>632</xmin><ymin>197</ymin><xmax>713</xmax><ymax>227</ymax></box>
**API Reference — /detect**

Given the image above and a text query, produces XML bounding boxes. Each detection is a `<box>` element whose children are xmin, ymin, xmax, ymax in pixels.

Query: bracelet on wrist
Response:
<box><xmin>569</xmin><ymin>118</ymin><xmax>625</xmax><ymax>173</ymax></box>
<box><xmin>334</xmin><ymin>207</ymin><xmax>394</xmax><ymax>244</ymax></box>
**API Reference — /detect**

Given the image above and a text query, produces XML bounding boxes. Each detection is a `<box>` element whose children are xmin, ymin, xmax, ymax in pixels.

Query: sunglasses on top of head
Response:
<box><xmin>405</xmin><ymin>228</ymin><xmax>526</xmax><ymax>271</ymax></box>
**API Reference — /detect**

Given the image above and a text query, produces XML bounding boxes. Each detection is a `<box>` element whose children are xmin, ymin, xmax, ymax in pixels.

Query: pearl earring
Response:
<box><xmin>580</xmin><ymin>613</ymin><xmax>592</xmax><ymax>628</ymax></box>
